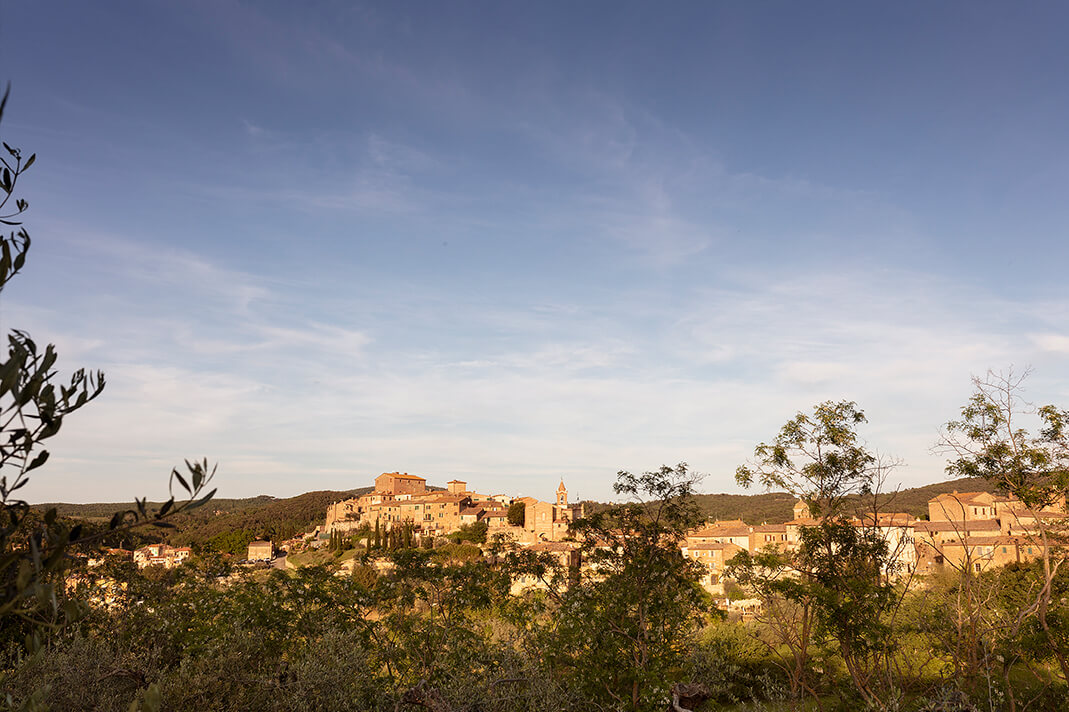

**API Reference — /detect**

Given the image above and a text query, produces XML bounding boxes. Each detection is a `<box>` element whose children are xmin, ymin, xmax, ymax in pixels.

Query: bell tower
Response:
<box><xmin>556</xmin><ymin>480</ymin><xmax>568</xmax><ymax>507</ymax></box>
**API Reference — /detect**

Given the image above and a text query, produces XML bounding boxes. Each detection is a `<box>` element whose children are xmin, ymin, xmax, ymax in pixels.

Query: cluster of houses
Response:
<box><xmin>81</xmin><ymin>543</ymin><xmax>199</xmax><ymax>570</ymax></box>
<box><xmin>132</xmin><ymin>543</ymin><xmax>193</xmax><ymax>569</ymax></box>
<box><xmin>324</xmin><ymin>471</ymin><xmax>584</xmax><ymax>545</ymax></box>
<box><xmin>674</xmin><ymin>491</ymin><xmax>1068</xmax><ymax>595</ymax></box>
<box><xmin>323</xmin><ymin>477</ymin><xmax>1067</xmax><ymax>601</ymax></box>
<box><xmin>108</xmin><ymin>473</ymin><xmax>1065</xmax><ymax>616</ymax></box>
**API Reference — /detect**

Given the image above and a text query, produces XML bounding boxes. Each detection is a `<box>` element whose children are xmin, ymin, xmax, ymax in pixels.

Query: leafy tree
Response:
<box><xmin>206</xmin><ymin>528</ymin><xmax>255</xmax><ymax>557</ymax></box>
<box><xmin>938</xmin><ymin>369</ymin><xmax>1069</xmax><ymax>694</ymax></box>
<box><xmin>445</xmin><ymin>520</ymin><xmax>487</xmax><ymax>545</ymax></box>
<box><xmin>546</xmin><ymin>463</ymin><xmax>709</xmax><ymax>711</ymax></box>
<box><xmin>735</xmin><ymin>400</ymin><xmax>878</xmax><ymax>518</ymax></box>
<box><xmin>0</xmin><ymin>87</ymin><xmax>215</xmax><ymax>649</ymax></box>
<box><xmin>733</xmin><ymin>401</ymin><xmax>903</xmax><ymax>708</ymax></box>
<box><xmin>507</xmin><ymin>501</ymin><xmax>525</xmax><ymax>527</ymax></box>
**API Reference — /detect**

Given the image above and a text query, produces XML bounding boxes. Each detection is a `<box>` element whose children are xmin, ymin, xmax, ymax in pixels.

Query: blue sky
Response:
<box><xmin>2</xmin><ymin>1</ymin><xmax>1067</xmax><ymax>503</ymax></box>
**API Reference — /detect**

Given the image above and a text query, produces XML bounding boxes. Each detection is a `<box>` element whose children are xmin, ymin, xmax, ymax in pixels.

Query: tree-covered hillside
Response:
<box><xmin>596</xmin><ymin>477</ymin><xmax>1000</xmax><ymax>524</ymax></box>
<box><xmin>34</xmin><ymin>488</ymin><xmax>371</xmax><ymax>555</ymax></box>
<box><xmin>162</xmin><ymin>489</ymin><xmax>371</xmax><ymax>554</ymax></box>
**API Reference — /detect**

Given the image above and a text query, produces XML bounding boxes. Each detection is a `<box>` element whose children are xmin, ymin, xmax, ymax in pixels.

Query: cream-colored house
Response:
<box><xmin>248</xmin><ymin>540</ymin><xmax>273</xmax><ymax>562</ymax></box>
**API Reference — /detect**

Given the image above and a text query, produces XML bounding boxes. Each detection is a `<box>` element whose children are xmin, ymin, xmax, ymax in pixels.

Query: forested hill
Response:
<box><xmin>38</xmin><ymin>477</ymin><xmax>999</xmax><ymax>553</ymax></box>
<box><xmin>34</xmin><ymin>488</ymin><xmax>372</xmax><ymax>555</ymax></box>
<box><xmin>38</xmin><ymin>495</ymin><xmax>282</xmax><ymax>521</ymax></box>
<box><xmin>162</xmin><ymin>489</ymin><xmax>374</xmax><ymax>552</ymax></box>
<box><xmin>689</xmin><ymin>477</ymin><xmax>998</xmax><ymax>524</ymax></box>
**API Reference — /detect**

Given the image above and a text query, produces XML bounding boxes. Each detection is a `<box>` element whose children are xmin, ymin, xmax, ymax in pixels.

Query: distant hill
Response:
<box><xmin>162</xmin><ymin>489</ymin><xmax>373</xmax><ymax>554</ymax></box>
<box><xmin>38</xmin><ymin>477</ymin><xmax>998</xmax><ymax>554</ymax></box>
<box><xmin>590</xmin><ymin>477</ymin><xmax>1000</xmax><ymax>525</ymax></box>
<box><xmin>692</xmin><ymin>492</ymin><xmax>800</xmax><ymax>524</ymax></box>
<box><xmin>33</xmin><ymin>488</ymin><xmax>372</xmax><ymax>554</ymax></box>
<box><xmin>33</xmin><ymin>484</ymin><xmax>450</xmax><ymax>556</ymax></box>
<box><xmin>849</xmin><ymin>477</ymin><xmax>998</xmax><ymax>520</ymax></box>
<box><xmin>37</xmin><ymin>495</ymin><xmax>282</xmax><ymax>522</ymax></box>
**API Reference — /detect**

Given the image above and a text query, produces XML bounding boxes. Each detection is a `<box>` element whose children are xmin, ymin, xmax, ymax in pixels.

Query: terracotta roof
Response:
<box><xmin>686</xmin><ymin>542</ymin><xmax>745</xmax><ymax>552</ymax></box>
<box><xmin>381</xmin><ymin>472</ymin><xmax>426</xmax><ymax>481</ymax></box>
<box><xmin>914</xmin><ymin>520</ymin><xmax>1000</xmax><ymax>533</ymax></box>
<box><xmin>752</xmin><ymin>524</ymin><xmax>787</xmax><ymax>532</ymax></box>
<box><xmin>404</xmin><ymin>492</ymin><xmax>468</xmax><ymax>503</ymax></box>
<box><xmin>857</xmin><ymin>512</ymin><xmax>915</xmax><ymax>527</ymax></box>
<box><xmin>689</xmin><ymin>524</ymin><xmax>751</xmax><ymax>538</ymax></box>
<box><xmin>930</xmin><ymin>491</ymin><xmax>993</xmax><ymax>504</ymax></box>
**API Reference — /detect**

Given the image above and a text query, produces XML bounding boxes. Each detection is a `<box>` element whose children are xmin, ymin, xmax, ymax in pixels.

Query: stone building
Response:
<box><xmin>682</xmin><ymin>542</ymin><xmax>745</xmax><ymax>595</ymax></box>
<box><xmin>248</xmin><ymin>540</ymin><xmax>273</xmax><ymax>562</ymax></box>
<box><xmin>375</xmin><ymin>471</ymin><xmax>427</xmax><ymax>495</ymax></box>
<box><xmin>133</xmin><ymin>544</ymin><xmax>191</xmax><ymax>569</ymax></box>
<box><xmin>928</xmin><ymin>491</ymin><xmax>997</xmax><ymax>522</ymax></box>
<box><xmin>524</xmin><ymin>480</ymin><xmax>583</xmax><ymax>541</ymax></box>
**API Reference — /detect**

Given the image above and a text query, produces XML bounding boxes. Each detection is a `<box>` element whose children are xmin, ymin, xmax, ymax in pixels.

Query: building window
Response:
<box><xmin>1002</xmin><ymin>547</ymin><xmax>1007</xmax><ymax>554</ymax></box>
<box><xmin>974</xmin><ymin>563</ymin><xmax>982</xmax><ymax>572</ymax></box>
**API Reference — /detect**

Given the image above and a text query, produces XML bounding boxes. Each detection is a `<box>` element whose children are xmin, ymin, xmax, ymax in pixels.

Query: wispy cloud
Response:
<box><xmin>20</xmin><ymin>226</ymin><xmax>1067</xmax><ymax>505</ymax></box>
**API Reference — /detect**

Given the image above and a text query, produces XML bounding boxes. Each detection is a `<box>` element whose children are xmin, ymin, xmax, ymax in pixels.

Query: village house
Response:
<box><xmin>523</xmin><ymin>481</ymin><xmax>584</xmax><ymax>542</ymax></box>
<box><xmin>133</xmin><ymin>543</ymin><xmax>191</xmax><ymax>569</ymax></box>
<box><xmin>323</xmin><ymin>473</ymin><xmax>583</xmax><ymax>545</ymax></box>
<box><xmin>686</xmin><ymin>520</ymin><xmax>751</xmax><ymax>549</ymax></box>
<box><xmin>928</xmin><ymin>491</ymin><xmax>998</xmax><ymax>522</ymax></box>
<box><xmin>750</xmin><ymin>524</ymin><xmax>789</xmax><ymax>552</ymax></box>
<box><xmin>247</xmin><ymin>540</ymin><xmax>273</xmax><ymax>562</ymax></box>
<box><xmin>913</xmin><ymin>490</ymin><xmax>1067</xmax><ymax>575</ymax></box>
<box><xmin>86</xmin><ymin>548</ymin><xmax>133</xmax><ymax>568</ymax></box>
<box><xmin>681</xmin><ymin>541</ymin><xmax>745</xmax><ymax>595</ymax></box>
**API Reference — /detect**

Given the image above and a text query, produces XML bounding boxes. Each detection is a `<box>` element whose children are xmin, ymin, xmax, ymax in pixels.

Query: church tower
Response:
<box><xmin>557</xmin><ymin>480</ymin><xmax>568</xmax><ymax>507</ymax></box>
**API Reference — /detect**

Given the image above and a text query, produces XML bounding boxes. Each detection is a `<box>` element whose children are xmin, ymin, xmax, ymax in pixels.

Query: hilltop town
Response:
<box><xmin>143</xmin><ymin>471</ymin><xmax>1059</xmax><ymax>607</ymax></box>
<box><xmin>323</xmin><ymin>471</ymin><xmax>583</xmax><ymax>544</ymax></box>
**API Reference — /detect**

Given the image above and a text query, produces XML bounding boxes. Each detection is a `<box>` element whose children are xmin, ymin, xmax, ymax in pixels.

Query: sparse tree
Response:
<box><xmin>938</xmin><ymin>369</ymin><xmax>1069</xmax><ymax>696</ymax></box>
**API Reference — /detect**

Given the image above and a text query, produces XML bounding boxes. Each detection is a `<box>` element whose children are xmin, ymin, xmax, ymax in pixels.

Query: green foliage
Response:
<box><xmin>736</xmin><ymin>400</ymin><xmax>877</xmax><ymax>518</ymax></box>
<box><xmin>942</xmin><ymin>369</ymin><xmax>1069</xmax><ymax>509</ymax></box>
<box><xmin>940</xmin><ymin>369</ymin><xmax>1069</xmax><ymax>689</ymax></box>
<box><xmin>206</xmin><ymin>528</ymin><xmax>256</xmax><ymax>557</ymax></box>
<box><xmin>446</xmin><ymin>520</ymin><xmax>487</xmax><ymax>544</ymax></box>
<box><xmin>733</xmin><ymin>401</ymin><xmax>902</xmax><ymax>707</ymax></box>
<box><xmin>546</xmin><ymin>464</ymin><xmax>710</xmax><ymax>711</ymax></box>
<box><xmin>507</xmin><ymin>501</ymin><xmax>525</xmax><ymax>527</ymax></box>
<box><xmin>431</xmin><ymin>542</ymin><xmax>483</xmax><ymax>562</ymax></box>
<box><xmin>686</xmin><ymin>621</ymin><xmax>789</xmax><ymax>704</ymax></box>
<box><xmin>163</xmin><ymin>490</ymin><xmax>354</xmax><ymax>550</ymax></box>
